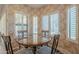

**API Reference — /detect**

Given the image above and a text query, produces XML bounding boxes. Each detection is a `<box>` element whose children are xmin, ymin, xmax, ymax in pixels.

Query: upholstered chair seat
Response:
<box><xmin>15</xmin><ymin>47</ymin><xmax>33</xmax><ymax>54</ymax></box>
<box><xmin>37</xmin><ymin>46</ymin><xmax>51</xmax><ymax>54</ymax></box>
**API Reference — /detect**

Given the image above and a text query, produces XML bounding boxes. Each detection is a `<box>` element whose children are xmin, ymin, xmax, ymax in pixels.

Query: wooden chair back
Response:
<box><xmin>42</xmin><ymin>30</ymin><xmax>49</xmax><ymax>37</ymax></box>
<box><xmin>1</xmin><ymin>35</ymin><xmax>13</xmax><ymax>54</ymax></box>
<box><xmin>51</xmin><ymin>34</ymin><xmax>60</xmax><ymax>54</ymax></box>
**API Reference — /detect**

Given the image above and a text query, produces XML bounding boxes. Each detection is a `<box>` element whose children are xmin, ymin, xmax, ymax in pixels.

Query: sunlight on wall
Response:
<box><xmin>0</xmin><ymin>13</ymin><xmax>6</xmax><ymax>35</ymax></box>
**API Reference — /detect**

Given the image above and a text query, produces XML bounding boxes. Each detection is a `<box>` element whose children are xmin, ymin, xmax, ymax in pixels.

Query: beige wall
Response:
<box><xmin>0</xmin><ymin>13</ymin><xmax>6</xmax><ymax>35</ymax></box>
<box><xmin>3</xmin><ymin>4</ymin><xmax>79</xmax><ymax>53</ymax></box>
<box><xmin>6</xmin><ymin>5</ymin><xmax>33</xmax><ymax>35</ymax></box>
<box><xmin>35</xmin><ymin>4</ymin><xmax>79</xmax><ymax>53</ymax></box>
<box><xmin>3</xmin><ymin>5</ymin><xmax>34</xmax><ymax>50</ymax></box>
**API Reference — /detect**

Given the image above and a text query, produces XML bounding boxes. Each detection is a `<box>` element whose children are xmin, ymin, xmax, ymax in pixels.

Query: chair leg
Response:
<box><xmin>19</xmin><ymin>44</ymin><xmax>21</xmax><ymax>49</ymax></box>
<box><xmin>4</xmin><ymin>43</ymin><xmax>9</xmax><ymax>54</ymax></box>
<box><xmin>51</xmin><ymin>49</ymin><xmax>53</xmax><ymax>54</ymax></box>
<box><xmin>51</xmin><ymin>48</ymin><xmax>56</xmax><ymax>54</ymax></box>
<box><xmin>9</xmin><ymin>42</ymin><xmax>13</xmax><ymax>54</ymax></box>
<box><xmin>32</xmin><ymin>46</ymin><xmax>37</xmax><ymax>54</ymax></box>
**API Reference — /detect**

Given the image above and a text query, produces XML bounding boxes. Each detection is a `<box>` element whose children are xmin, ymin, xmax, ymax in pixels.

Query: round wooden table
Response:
<box><xmin>16</xmin><ymin>35</ymin><xmax>51</xmax><ymax>54</ymax></box>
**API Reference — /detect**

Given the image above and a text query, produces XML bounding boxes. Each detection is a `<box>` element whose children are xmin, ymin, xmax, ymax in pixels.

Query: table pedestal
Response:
<box><xmin>32</xmin><ymin>46</ymin><xmax>37</xmax><ymax>54</ymax></box>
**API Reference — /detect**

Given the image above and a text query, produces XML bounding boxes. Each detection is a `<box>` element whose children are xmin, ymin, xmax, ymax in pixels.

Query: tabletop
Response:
<box><xmin>16</xmin><ymin>35</ymin><xmax>52</xmax><ymax>46</ymax></box>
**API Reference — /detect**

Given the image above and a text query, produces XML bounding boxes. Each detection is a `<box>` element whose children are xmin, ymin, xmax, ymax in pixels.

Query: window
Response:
<box><xmin>15</xmin><ymin>13</ymin><xmax>28</xmax><ymax>38</ymax></box>
<box><xmin>67</xmin><ymin>6</ymin><xmax>77</xmax><ymax>40</ymax></box>
<box><xmin>50</xmin><ymin>13</ymin><xmax>59</xmax><ymax>35</ymax></box>
<box><xmin>42</xmin><ymin>15</ymin><xmax>49</xmax><ymax>37</ymax></box>
<box><xmin>33</xmin><ymin>16</ymin><xmax>38</xmax><ymax>40</ymax></box>
<box><xmin>42</xmin><ymin>15</ymin><xmax>49</xmax><ymax>31</ymax></box>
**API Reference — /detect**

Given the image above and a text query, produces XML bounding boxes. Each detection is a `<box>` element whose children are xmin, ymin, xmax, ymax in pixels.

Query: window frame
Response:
<box><xmin>66</xmin><ymin>5</ymin><xmax>78</xmax><ymax>43</ymax></box>
<box><xmin>33</xmin><ymin>16</ymin><xmax>38</xmax><ymax>40</ymax></box>
<box><xmin>42</xmin><ymin>15</ymin><xmax>49</xmax><ymax>31</ymax></box>
<box><xmin>49</xmin><ymin>12</ymin><xmax>60</xmax><ymax>35</ymax></box>
<box><xmin>15</xmin><ymin>13</ymin><xmax>28</xmax><ymax>38</ymax></box>
<box><xmin>42</xmin><ymin>15</ymin><xmax>50</xmax><ymax>37</ymax></box>
<box><xmin>48</xmin><ymin>11</ymin><xmax>60</xmax><ymax>37</ymax></box>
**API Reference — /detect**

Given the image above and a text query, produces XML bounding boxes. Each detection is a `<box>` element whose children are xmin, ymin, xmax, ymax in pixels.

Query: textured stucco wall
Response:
<box><xmin>3</xmin><ymin>4</ymin><xmax>79</xmax><ymax>53</ymax></box>
<box><xmin>35</xmin><ymin>4</ymin><xmax>79</xmax><ymax>53</ymax></box>
<box><xmin>5</xmin><ymin>5</ymin><xmax>34</xmax><ymax>50</ymax></box>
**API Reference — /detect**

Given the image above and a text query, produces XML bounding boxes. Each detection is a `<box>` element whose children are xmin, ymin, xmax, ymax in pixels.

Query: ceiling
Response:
<box><xmin>27</xmin><ymin>4</ymin><xmax>47</xmax><ymax>8</ymax></box>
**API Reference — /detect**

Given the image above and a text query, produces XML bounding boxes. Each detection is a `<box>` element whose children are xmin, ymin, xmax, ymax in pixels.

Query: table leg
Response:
<box><xmin>19</xmin><ymin>44</ymin><xmax>21</xmax><ymax>49</ymax></box>
<box><xmin>32</xmin><ymin>46</ymin><xmax>36</xmax><ymax>54</ymax></box>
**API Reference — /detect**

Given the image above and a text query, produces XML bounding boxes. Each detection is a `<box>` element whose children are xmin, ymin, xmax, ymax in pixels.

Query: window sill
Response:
<box><xmin>67</xmin><ymin>38</ymin><xmax>78</xmax><ymax>44</ymax></box>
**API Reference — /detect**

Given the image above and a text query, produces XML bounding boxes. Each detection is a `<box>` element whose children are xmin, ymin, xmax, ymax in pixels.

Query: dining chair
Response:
<box><xmin>42</xmin><ymin>31</ymin><xmax>49</xmax><ymax>46</ymax></box>
<box><xmin>8</xmin><ymin>32</ymin><xmax>33</xmax><ymax>54</ymax></box>
<box><xmin>8</xmin><ymin>32</ymin><xmax>20</xmax><ymax>50</ymax></box>
<box><xmin>42</xmin><ymin>30</ymin><xmax>49</xmax><ymax>37</ymax></box>
<box><xmin>18</xmin><ymin>30</ymin><xmax>28</xmax><ymax>39</ymax></box>
<box><xmin>37</xmin><ymin>34</ymin><xmax>60</xmax><ymax>54</ymax></box>
<box><xmin>1</xmin><ymin>35</ymin><xmax>13</xmax><ymax>54</ymax></box>
<box><xmin>0</xmin><ymin>33</ymin><xmax>7</xmax><ymax>54</ymax></box>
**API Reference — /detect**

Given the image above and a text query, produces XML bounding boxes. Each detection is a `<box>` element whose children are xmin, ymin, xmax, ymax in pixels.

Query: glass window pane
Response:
<box><xmin>23</xmin><ymin>15</ymin><xmax>27</xmax><ymax>24</ymax></box>
<box><xmin>33</xmin><ymin>34</ymin><xmax>38</xmax><ymax>40</ymax></box>
<box><xmin>42</xmin><ymin>15</ymin><xmax>49</xmax><ymax>31</ymax></box>
<box><xmin>15</xmin><ymin>13</ymin><xmax>28</xmax><ymax>38</ymax></box>
<box><xmin>33</xmin><ymin>16</ymin><xmax>38</xmax><ymax>40</ymax></box>
<box><xmin>33</xmin><ymin>16</ymin><xmax>38</xmax><ymax>33</ymax></box>
<box><xmin>16</xmin><ymin>14</ymin><xmax>22</xmax><ymax>24</ymax></box>
<box><xmin>23</xmin><ymin>25</ymin><xmax>27</xmax><ymax>30</ymax></box>
<box><xmin>50</xmin><ymin>13</ymin><xmax>59</xmax><ymax>35</ymax></box>
<box><xmin>18</xmin><ymin>33</ymin><xmax>22</xmax><ymax>39</ymax></box>
<box><xmin>24</xmin><ymin>32</ymin><xmax>27</xmax><ymax>37</ymax></box>
<box><xmin>16</xmin><ymin>25</ymin><xmax>22</xmax><ymax>30</ymax></box>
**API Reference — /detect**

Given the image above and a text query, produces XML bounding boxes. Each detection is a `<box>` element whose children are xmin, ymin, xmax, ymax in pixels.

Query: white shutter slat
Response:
<box><xmin>68</xmin><ymin>6</ymin><xmax>77</xmax><ymax>40</ymax></box>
